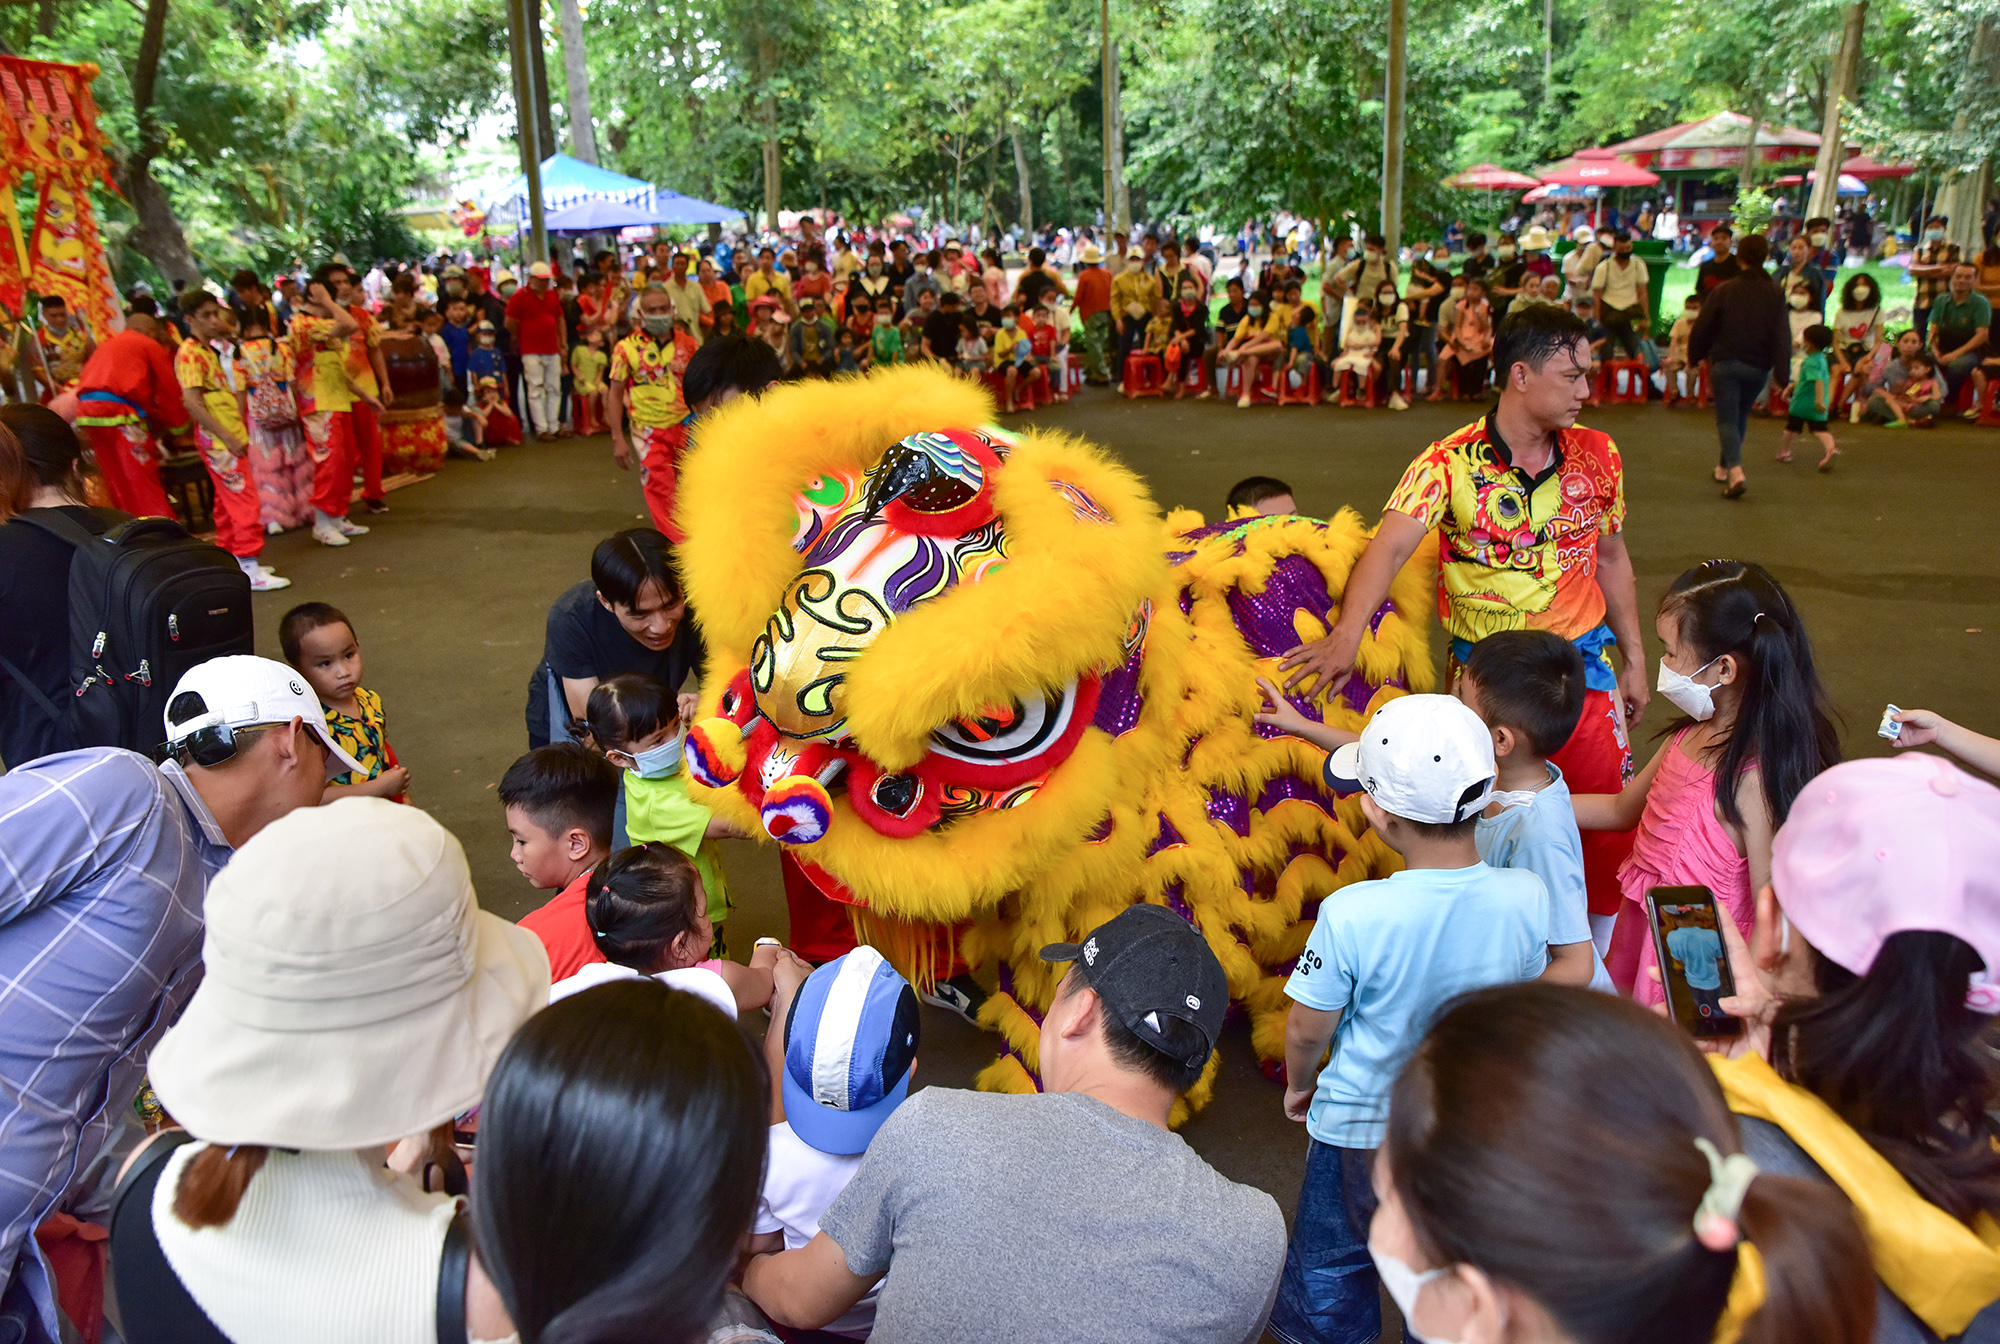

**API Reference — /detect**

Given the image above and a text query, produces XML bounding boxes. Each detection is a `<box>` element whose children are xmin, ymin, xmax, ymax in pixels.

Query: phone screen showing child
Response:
<box><xmin>1645</xmin><ymin>886</ymin><xmax>1741</xmax><ymax>1038</ymax></box>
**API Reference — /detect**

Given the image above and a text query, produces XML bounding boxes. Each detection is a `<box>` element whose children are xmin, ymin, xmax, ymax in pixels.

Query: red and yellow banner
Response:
<box><xmin>0</xmin><ymin>58</ymin><xmax>119</xmax><ymax>334</ymax></box>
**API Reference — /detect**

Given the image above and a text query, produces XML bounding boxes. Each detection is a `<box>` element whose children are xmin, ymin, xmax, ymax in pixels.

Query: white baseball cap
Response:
<box><xmin>163</xmin><ymin>654</ymin><xmax>366</xmax><ymax>779</ymax></box>
<box><xmin>1324</xmin><ymin>693</ymin><xmax>1499</xmax><ymax>825</ymax></box>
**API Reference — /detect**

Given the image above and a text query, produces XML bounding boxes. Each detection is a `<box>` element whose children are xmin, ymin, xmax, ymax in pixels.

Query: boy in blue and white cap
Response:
<box><xmin>749</xmin><ymin>945</ymin><xmax>920</xmax><ymax>1339</ymax></box>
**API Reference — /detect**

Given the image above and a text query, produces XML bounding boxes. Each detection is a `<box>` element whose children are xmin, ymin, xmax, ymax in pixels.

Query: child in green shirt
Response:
<box><xmin>585</xmin><ymin>673</ymin><xmax>744</xmax><ymax>949</ymax></box>
<box><xmin>1778</xmin><ymin>324</ymin><xmax>1839</xmax><ymax>472</ymax></box>
<box><xmin>871</xmin><ymin>309</ymin><xmax>904</xmax><ymax>366</ymax></box>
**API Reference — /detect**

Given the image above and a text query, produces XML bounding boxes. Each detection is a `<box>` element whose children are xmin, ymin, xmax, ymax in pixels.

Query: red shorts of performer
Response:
<box><xmin>82</xmin><ymin>421</ymin><xmax>173</xmax><ymax>519</ymax></box>
<box><xmin>193</xmin><ymin>426</ymin><xmax>264</xmax><ymax>559</ymax></box>
<box><xmin>637</xmin><ymin>419</ymin><xmax>689</xmax><ymax>543</ymax></box>
<box><xmin>302</xmin><ymin>408</ymin><xmax>358</xmax><ymax>517</ymax></box>
<box><xmin>778</xmin><ymin>852</ymin><xmax>970</xmax><ymax>981</ymax></box>
<box><xmin>1549</xmin><ymin>685</ymin><xmax>1637</xmax><ymax>916</ymax></box>
<box><xmin>349</xmin><ymin>397</ymin><xmax>386</xmax><ymax>503</ymax></box>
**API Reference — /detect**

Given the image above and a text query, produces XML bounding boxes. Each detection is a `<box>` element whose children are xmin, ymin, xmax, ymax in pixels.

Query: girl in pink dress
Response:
<box><xmin>1575</xmin><ymin>560</ymin><xmax>1839</xmax><ymax>1001</ymax></box>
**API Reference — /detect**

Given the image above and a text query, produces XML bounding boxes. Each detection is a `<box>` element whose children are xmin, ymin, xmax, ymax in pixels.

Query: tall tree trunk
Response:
<box><xmin>1806</xmin><ymin>2</ymin><xmax>1866</xmax><ymax>221</ymax></box>
<box><xmin>759</xmin><ymin>34</ymin><xmax>780</xmax><ymax>229</ymax></box>
<box><xmin>112</xmin><ymin>0</ymin><xmax>202</xmax><ymax>286</ymax></box>
<box><xmin>1736</xmin><ymin>93</ymin><xmax>1765</xmax><ymax>191</ymax></box>
<box><xmin>36</xmin><ymin>0</ymin><xmax>55</xmax><ymax>38</ymax></box>
<box><xmin>1936</xmin><ymin>17</ymin><xmax>1999</xmax><ymax>254</ymax></box>
<box><xmin>556</xmin><ymin>0</ymin><xmax>598</xmax><ymax>164</ymax></box>
<box><xmin>1381</xmin><ymin>0</ymin><xmax>1408</xmax><ymax>253</ymax></box>
<box><xmin>1011</xmin><ymin>121</ymin><xmax>1035</xmax><ymax>237</ymax></box>
<box><xmin>1108</xmin><ymin>41</ymin><xmax>1128</xmax><ymax>232</ymax></box>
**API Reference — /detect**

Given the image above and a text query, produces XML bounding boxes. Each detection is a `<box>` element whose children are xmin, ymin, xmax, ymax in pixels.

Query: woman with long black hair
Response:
<box><xmin>471</xmin><ymin>979</ymin><xmax>770</xmax><ymax>1344</ymax></box>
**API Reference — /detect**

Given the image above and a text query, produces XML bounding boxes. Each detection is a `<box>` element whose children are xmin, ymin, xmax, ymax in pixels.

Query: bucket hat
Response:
<box><xmin>148</xmin><ymin>798</ymin><xmax>550</xmax><ymax>1148</ymax></box>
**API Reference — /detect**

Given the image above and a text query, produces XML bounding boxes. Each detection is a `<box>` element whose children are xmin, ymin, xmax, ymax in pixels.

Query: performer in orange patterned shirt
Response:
<box><xmin>1280</xmin><ymin>303</ymin><xmax>1647</xmax><ymax>931</ymax></box>
<box><xmin>330</xmin><ymin>262</ymin><xmax>391</xmax><ymax>513</ymax></box>
<box><xmin>74</xmin><ymin>316</ymin><xmax>188</xmax><ymax>518</ymax></box>
<box><xmin>173</xmin><ymin>291</ymin><xmax>291</xmax><ymax>590</ymax></box>
<box><xmin>609</xmin><ymin>286</ymin><xmax>688</xmax><ymax>540</ymax></box>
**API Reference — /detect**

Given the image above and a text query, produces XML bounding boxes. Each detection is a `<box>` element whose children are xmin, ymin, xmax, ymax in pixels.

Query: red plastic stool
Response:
<box><xmin>1249</xmin><ymin>365</ymin><xmax>1282</xmax><ymax>405</ymax></box>
<box><xmin>1979</xmin><ymin>374</ymin><xmax>2000</xmax><ymax>427</ymax></box>
<box><xmin>1602</xmin><ymin>359</ymin><xmax>1649</xmax><ymax>405</ymax></box>
<box><xmin>1279</xmin><ymin>363</ymin><xmax>1322</xmax><ymax>406</ymax></box>
<box><xmin>1122</xmin><ymin>353</ymin><xmax>1165</xmax><ymax>397</ymax></box>
<box><xmin>1182</xmin><ymin>358</ymin><xmax>1208</xmax><ymax>396</ymax></box>
<box><xmin>1693</xmin><ymin>360</ymin><xmax>1712</xmax><ymax>408</ymax></box>
<box><xmin>1335</xmin><ymin>366</ymin><xmax>1375</xmax><ymax>408</ymax></box>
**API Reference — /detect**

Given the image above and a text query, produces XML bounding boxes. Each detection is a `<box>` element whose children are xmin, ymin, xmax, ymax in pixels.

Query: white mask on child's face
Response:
<box><xmin>1369</xmin><ymin>1243</ymin><xmax>1476</xmax><ymax>1344</ymax></box>
<box><xmin>1657</xmin><ymin>655</ymin><xmax>1722</xmax><ymax>721</ymax></box>
<box><xmin>1788</xmin><ymin>293</ymin><xmax>1810</xmax><ymax>310</ymax></box>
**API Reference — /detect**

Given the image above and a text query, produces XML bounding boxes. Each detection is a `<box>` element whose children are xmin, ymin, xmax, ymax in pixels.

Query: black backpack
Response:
<box><xmin>12</xmin><ymin>509</ymin><xmax>254</xmax><ymax>754</ymax></box>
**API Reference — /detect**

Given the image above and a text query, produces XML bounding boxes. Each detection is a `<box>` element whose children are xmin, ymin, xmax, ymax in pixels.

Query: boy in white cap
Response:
<box><xmin>745</xmin><ymin>946</ymin><xmax>920</xmax><ymax>1339</ymax></box>
<box><xmin>1267</xmin><ymin>693</ymin><xmax>1552</xmax><ymax>1344</ymax></box>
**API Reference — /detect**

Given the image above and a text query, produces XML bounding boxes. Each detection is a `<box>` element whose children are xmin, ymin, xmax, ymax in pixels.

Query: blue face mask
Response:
<box><xmin>628</xmin><ymin>734</ymin><xmax>684</xmax><ymax>779</ymax></box>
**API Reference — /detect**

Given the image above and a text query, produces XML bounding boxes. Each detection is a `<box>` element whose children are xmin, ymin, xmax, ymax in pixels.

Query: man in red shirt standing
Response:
<box><xmin>74</xmin><ymin>313</ymin><xmax>190</xmax><ymax>518</ymax></box>
<box><xmin>507</xmin><ymin>260</ymin><xmax>569</xmax><ymax>440</ymax></box>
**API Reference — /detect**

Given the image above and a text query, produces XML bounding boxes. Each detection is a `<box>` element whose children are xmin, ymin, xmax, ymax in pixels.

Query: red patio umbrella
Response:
<box><xmin>1537</xmin><ymin>148</ymin><xmax>1662</xmax><ymax>188</ymax></box>
<box><xmin>1443</xmin><ymin>163</ymin><xmax>1542</xmax><ymax>190</ymax></box>
<box><xmin>1839</xmin><ymin>154</ymin><xmax>1916</xmax><ymax>180</ymax></box>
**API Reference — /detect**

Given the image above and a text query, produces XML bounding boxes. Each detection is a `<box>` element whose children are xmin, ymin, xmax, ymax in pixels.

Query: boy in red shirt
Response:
<box><xmin>500</xmin><ymin>742</ymin><xmax>622</xmax><ymax>979</ymax></box>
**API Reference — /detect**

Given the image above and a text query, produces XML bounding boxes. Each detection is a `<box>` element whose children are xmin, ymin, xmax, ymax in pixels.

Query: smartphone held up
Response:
<box><xmin>1645</xmin><ymin>885</ymin><xmax>1741</xmax><ymax>1038</ymax></box>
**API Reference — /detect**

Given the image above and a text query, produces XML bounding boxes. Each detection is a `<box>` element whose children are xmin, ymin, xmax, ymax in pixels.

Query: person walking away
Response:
<box><xmin>507</xmin><ymin>261</ymin><xmax>568</xmax><ymax>441</ymax></box>
<box><xmin>1703</xmin><ymin>753</ymin><xmax>2000</xmax><ymax>1343</ymax></box>
<box><xmin>72</xmin><ymin>314</ymin><xmax>188</xmax><ymax>519</ymax></box>
<box><xmin>1571</xmin><ymin>559</ymin><xmax>1839</xmax><ymax>995</ymax></box>
<box><xmin>1687</xmin><ymin>234</ymin><xmax>1790</xmax><ymax>499</ymax></box>
<box><xmin>1281</xmin><ymin>304</ymin><xmax>1649</xmax><ymax>959</ymax></box>
<box><xmin>0</xmin><ymin>655</ymin><xmax>358</xmax><ymax>1343</ymax></box>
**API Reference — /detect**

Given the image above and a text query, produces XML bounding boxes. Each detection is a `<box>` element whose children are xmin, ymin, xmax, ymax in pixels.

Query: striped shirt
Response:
<box><xmin>0</xmin><ymin>750</ymin><xmax>229</xmax><ymax>1341</ymax></box>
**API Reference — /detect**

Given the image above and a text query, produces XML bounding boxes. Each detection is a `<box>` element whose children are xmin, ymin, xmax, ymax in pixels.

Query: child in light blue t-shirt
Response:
<box><xmin>1459</xmin><ymin>629</ymin><xmax>1614</xmax><ymax>993</ymax></box>
<box><xmin>1252</xmin><ymin>689</ymin><xmax>1549</xmax><ymax>1344</ymax></box>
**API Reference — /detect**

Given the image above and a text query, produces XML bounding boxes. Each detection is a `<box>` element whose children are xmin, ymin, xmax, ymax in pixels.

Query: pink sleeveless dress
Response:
<box><xmin>1618</xmin><ymin>731</ymin><xmax>1752</xmax><ymax>1006</ymax></box>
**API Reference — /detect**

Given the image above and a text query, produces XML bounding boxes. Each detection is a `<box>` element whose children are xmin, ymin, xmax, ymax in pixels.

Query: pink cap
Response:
<box><xmin>1771</xmin><ymin>755</ymin><xmax>2000</xmax><ymax>1012</ymax></box>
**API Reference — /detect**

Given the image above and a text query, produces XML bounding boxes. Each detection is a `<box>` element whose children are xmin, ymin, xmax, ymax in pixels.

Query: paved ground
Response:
<box><xmin>242</xmin><ymin>387</ymin><xmax>2000</xmax><ymax>1230</ymax></box>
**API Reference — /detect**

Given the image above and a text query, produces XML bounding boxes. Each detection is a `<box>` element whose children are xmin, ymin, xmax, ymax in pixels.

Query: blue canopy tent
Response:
<box><xmin>652</xmin><ymin>190</ymin><xmax>744</xmax><ymax>225</ymax></box>
<box><xmin>486</xmin><ymin>154</ymin><xmax>657</xmax><ymax>228</ymax></box>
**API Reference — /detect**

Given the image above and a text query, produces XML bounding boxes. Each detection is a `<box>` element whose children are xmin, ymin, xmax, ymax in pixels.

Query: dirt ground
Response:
<box><xmin>242</xmin><ymin>385</ymin><xmax>2000</xmax><ymax>1225</ymax></box>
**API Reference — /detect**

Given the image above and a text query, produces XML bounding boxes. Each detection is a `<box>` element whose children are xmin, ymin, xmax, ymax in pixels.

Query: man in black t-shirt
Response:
<box><xmin>922</xmin><ymin>293</ymin><xmax>969</xmax><ymax>363</ymax></box>
<box><xmin>886</xmin><ymin>240</ymin><xmax>917</xmax><ymax>307</ymax></box>
<box><xmin>526</xmin><ymin>528</ymin><xmax>706</xmax><ymax>748</ymax></box>
<box><xmin>1696</xmin><ymin>225</ymin><xmax>1744</xmax><ymax>297</ymax></box>
<box><xmin>1199</xmin><ymin>276</ymin><xmax>1251</xmax><ymax>397</ymax></box>
<box><xmin>965</xmin><ymin>280</ymin><xmax>1005</xmax><ymax>332</ymax></box>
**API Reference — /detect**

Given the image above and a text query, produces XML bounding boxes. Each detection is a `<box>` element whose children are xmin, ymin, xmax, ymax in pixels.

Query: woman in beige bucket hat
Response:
<box><xmin>107</xmin><ymin>797</ymin><xmax>549</xmax><ymax>1344</ymax></box>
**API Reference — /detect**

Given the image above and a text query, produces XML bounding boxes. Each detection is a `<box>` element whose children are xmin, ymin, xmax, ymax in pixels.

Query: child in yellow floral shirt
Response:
<box><xmin>279</xmin><ymin>601</ymin><xmax>410</xmax><ymax>802</ymax></box>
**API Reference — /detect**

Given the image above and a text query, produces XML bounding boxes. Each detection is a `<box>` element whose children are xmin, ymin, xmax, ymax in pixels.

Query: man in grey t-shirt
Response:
<box><xmin>741</xmin><ymin>904</ymin><xmax>1286</xmax><ymax>1343</ymax></box>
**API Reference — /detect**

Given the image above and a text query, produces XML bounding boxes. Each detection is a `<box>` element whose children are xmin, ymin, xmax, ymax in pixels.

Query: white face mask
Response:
<box><xmin>1369</xmin><ymin>1243</ymin><xmax>1472</xmax><ymax>1344</ymax></box>
<box><xmin>1788</xmin><ymin>293</ymin><xmax>1810</xmax><ymax>310</ymax></box>
<box><xmin>1657</xmin><ymin>655</ymin><xmax>1722</xmax><ymax>721</ymax></box>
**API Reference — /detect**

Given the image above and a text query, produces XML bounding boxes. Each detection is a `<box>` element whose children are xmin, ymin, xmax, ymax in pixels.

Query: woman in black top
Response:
<box><xmin>1687</xmin><ymin>234</ymin><xmax>1793</xmax><ymax>499</ymax></box>
<box><xmin>0</xmin><ymin>406</ymin><xmax>126</xmax><ymax>767</ymax></box>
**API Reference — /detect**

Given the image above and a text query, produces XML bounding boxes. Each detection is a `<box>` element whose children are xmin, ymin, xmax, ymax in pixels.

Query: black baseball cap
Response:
<box><xmin>1041</xmin><ymin>904</ymin><xmax>1228</xmax><ymax>1069</ymax></box>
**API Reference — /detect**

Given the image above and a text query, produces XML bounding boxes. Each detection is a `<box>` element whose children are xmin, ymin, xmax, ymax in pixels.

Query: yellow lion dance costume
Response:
<box><xmin>678</xmin><ymin>366</ymin><xmax>1434</xmax><ymax>1120</ymax></box>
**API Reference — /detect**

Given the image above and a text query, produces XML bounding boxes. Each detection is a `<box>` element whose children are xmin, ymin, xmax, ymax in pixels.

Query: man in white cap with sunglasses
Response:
<box><xmin>0</xmin><ymin>654</ymin><xmax>359</xmax><ymax>1343</ymax></box>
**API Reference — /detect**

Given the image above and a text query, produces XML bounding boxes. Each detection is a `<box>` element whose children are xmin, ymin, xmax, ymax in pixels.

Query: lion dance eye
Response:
<box><xmin>929</xmin><ymin>692</ymin><xmax>1071</xmax><ymax>766</ymax></box>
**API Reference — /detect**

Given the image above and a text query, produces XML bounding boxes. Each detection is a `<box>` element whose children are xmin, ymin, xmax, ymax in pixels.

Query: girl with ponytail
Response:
<box><xmin>1375</xmin><ymin>982</ymin><xmax>1874</xmax><ymax>1344</ymax></box>
<box><xmin>1574</xmin><ymin>560</ymin><xmax>1839</xmax><ymax>997</ymax></box>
